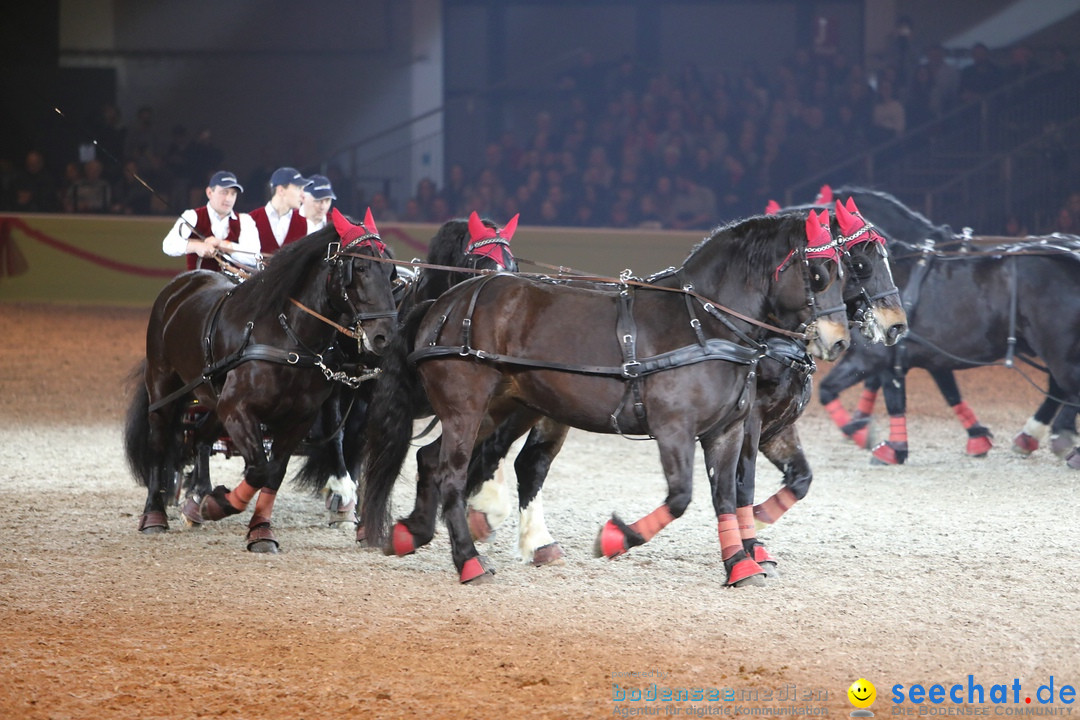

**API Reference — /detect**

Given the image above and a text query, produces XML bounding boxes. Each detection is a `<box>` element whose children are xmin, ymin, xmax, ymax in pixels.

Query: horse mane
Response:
<box><xmin>426</xmin><ymin>216</ymin><xmax>496</xmax><ymax>265</ymax></box>
<box><xmin>241</xmin><ymin>225</ymin><xmax>339</xmax><ymax>310</ymax></box>
<box><xmin>833</xmin><ymin>186</ymin><xmax>955</xmax><ymax>248</ymax></box>
<box><xmin>687</xmin><ymin>213</ymin><xmax>806</xmax><ymax>292</ymax></box>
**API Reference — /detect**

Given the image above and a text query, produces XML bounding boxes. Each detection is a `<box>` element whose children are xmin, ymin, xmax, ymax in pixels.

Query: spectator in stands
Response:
<box><xmin>959</xmin><ymin>42</ymin><xmax>1004</xmax><ymax>104</ymax></box>
<box><xmin>68</xmin><ymin>159</ymin><xmax>112</xmax><ymax>213</ymax></box>
<box><xmin>300</xmin><ymin>174</ymin><xmax>335</xmax><ymax>234</ymax></box>
<box><xmin>369</xmin><ymin>191</ymin><xmax>398</xmax><ymax>222</ymax></box>
<box><xmin>869</xmin><ymin>78</ymin><xmax>906</xmax><ymax>143</ymax></box>
<box><xmin>124</xmin><ymin>105</ymin><xmax>163</xmax><ymax>187</ymax></box>
<box><xmin>161</xmin><ymin>170</ymin><xmax>259</xmax><ymax>271</ymax></box>
<box><xmin>184</xmin><ymin>127</ymin><xmax>225</xmax><ymax>207</ymax></box>
<box><xmin>924</xmin><ymin>44</ymin><xmax>960</xmax><ymax>118</ymax></box>
<box><xmin>111</xmin><ymin>159</ymin><xmax>153</xmax><ymax>215</ymax></box>
<box><xmin>669</xmin><ymin>173</ymin><xmax>717</xmax><ymax>230</ymax></box>
<box><xmin>249</xmin><ymin>167</ymin><xmax>309</xmax><ymax>254</ymax></box>
<box><xmin>16</xmin><ymin>150</ymin><xmax>59</xmax><ymax>213</ymax></box>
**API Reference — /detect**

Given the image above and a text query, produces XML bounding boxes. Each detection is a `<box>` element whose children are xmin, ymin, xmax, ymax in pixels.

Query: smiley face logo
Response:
<box><xmin>848</xmin><ymin>678</ymin><xmax>877</xmax><ymax>709</ymax></box>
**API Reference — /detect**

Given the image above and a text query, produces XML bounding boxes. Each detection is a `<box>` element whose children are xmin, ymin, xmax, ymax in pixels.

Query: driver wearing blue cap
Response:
<box><xmin>161</xmin><ymin>170</ymin><xmax>259</xmax><ymax>272</ymax></box>
<box><xmin>248</xmin><ymin>166</ymin><xmax>310</xmax><ymax>254</ymax></box>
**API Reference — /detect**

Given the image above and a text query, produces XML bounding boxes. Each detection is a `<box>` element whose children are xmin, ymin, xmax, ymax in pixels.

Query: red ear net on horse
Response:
<box><xmin>814</xmin><ymin>184</ymin><xmax>833</xmax><ymax>205</ymax></box>
<box><xmin>835</xmin><ymin>197</ymin><xmax>885</xmax><ymax>248</ymax></box>
<box><xmin>331</xmin><ymin>207</ymin><xmax>387</xmax><ymax>254</ymax></box>
<box><xmin>466</xmin><ymin>211</ymin><xmax>518</xmax><ymax>268</ymax></box>
<box><xmin>805</xmin><ymin>209</ymin><xmax>839</xmax><ymax>262</ymax></box>
<box><xmin>764</xmin><ymin>199</ymin><xmax>781</xmax><ymax>215</ymax></box>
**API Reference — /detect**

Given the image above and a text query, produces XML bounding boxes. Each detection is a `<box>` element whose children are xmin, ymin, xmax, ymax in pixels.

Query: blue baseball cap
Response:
<box><xmin>208</xmin><ymin>170</ymin><xmax>243</xmax><ymax>191</ymax></box>
<box><xmin>304</xmin><ymin>174</ymin><xmax>336</xmax><ymax>200</ymax></box>
<box><xmin>269</xmin><ymin>167</ymin><xmax>309</xmax><ymax>188</ymax></box>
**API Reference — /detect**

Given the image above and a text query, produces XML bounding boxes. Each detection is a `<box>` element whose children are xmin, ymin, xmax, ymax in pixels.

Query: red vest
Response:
<box><xmin>249</xmin><ymin>205</ymin><xmax>308</xmax><ymax>255</ymax></box>
<box><xmin>187</xmin><ymin>206</ymin><xmax>241</xmax><ymax>272</ymax></box>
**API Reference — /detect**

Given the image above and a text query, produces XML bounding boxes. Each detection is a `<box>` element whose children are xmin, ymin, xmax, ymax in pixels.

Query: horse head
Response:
<box><xmin>329</xmin><ymin>207</ymin><xmax>398</xmax><ymax>355</ymax></box>
<box><xmin>798</xmin><ymin>209</ymin><xmax>851</xmax><ymax>361</ymax></box>
<box><xmin>834</xmin><ymin>197</ymin><xmax>909</xmax><ymax>345</ymax></box>
<box><xmin>465</xmin><ymin>211</ymin><xmax>519</xmax><ymax>273</ymax></box>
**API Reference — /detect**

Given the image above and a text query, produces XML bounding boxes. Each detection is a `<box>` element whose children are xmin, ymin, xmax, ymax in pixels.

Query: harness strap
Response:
<box><xmin>614</xmin><ymin>287</ymin><xmax>649</xmax><ymax>433</ymax></box>
<box><xmin>1005</xmin><ymin>255</ymin><xmax>1018</xmax><ymax>368</ymax></box>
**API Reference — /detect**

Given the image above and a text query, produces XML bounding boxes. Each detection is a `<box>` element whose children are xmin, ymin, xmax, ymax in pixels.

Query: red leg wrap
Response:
<box><xmin>888</xmin><ymin>415</ymin><xmax>908</xmax><ymax>443</ymax></box>
<box><xmin>753</xmin><ymin>487</ymin><xmax>797</xmax><ymax>525</ymax></box>
<box><xmin>629</xmin><ymin>505</ymin><xmax>674</xmax><ymax>542</ymax></box>
<box><xmin>856</xmin><ymin>388</ymin><xmax>877</xmax><ymax>416</ymax></box>
<box><xmin>824</xmin><ymin>398</ymin><xmax>852</xmax><ymax>430</ymax></box>
<box><xmin>392</xmin><ymin>522</ymin><xmax>417</xmax><ymax>556</ymax></box>
<box><xmin>736</xmin><ymin>506</ymin><xmax>756</xmax><ymax>541</ymax></box>
<box><xmin>952</xmin><ymin>401</ymin><xmax>978</xmax><ymax>429</ymax></box>
<box><xmin>598</xmin><ymin>520</ymin><xmax>627</xmax><ymax>558</ymax></box>
<box><xmin>717</xmin><ymin>514</ymin><xmax>742</xmax><ymax>560</ymax></box>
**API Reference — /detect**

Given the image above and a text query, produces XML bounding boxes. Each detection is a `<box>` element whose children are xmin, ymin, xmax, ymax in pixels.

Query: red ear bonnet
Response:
<box><xmin>764</xmin><ymin>199</ymin><xmax>781</xmax><ymax>215</ymax></box>
<box><xmin>331</xmin><ymin>207</ymin><xmax>387</xmax><ymax>254</ymax></box>
<box><xmin>835</xmin><ymin>197</ymin><xmax>885</xmax><ymax>248</ymax></box>
<box><xmin>805</xmin><ymin>209</ymin><xmax>839</xmax><ymax>262</ymax></box>
<box><xmin>814</xmin><ymin>184</ymin><xmax>833</xmax><ymax>205</ymax></box>
<box><xmin>465</xmin><ymin>211</ymin><xmax>518</xmax><ymax>269</ymax></box>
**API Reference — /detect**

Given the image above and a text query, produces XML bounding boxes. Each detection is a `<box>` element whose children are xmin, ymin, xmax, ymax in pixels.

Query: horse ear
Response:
<box><xmin>845</xmin><ymin>196</ymin><xmax>858</xmax><ymax>213</ymax></box>
<box><xmin>500</xmin><ymin>213</ymin><xmax>520</xmax><ymax>241</ymax></box>
<box><xmin>331</xmin><ymin>207</ymin><xmax>352</xmax><ymax>238</ymax></box>
<box><xmin>815</xmin><ymin>184</ymin><xmax>833</xmax><ymax>204</ymax></box>
<box><xmin>468</xmin><ymin>211</ymin><xmax>489</xmax><ymax>241</ymax></box>
<box><xmin>363</xmin><ymin>207</ymin><xmax>379</xmax><ymax>237</ymax></box>
<box><xmin>835</xmin><ymin>198</ymin><xmax>854</xmax><ymax>232</ymax></box>
<box><xmin>765</xmin><ymin>199</ymin><xmax>781</xmax><ymax>215</ymax></box>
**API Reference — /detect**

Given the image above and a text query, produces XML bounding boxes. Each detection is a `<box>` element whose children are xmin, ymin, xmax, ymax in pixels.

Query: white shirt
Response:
<box><xmin>264</xmin><ymin>202</ymin><xmax>296</xmax><ymax>247</ymax></box>
<box><xmin>162</xmin><ymin>205</ymin><xmax>260</xmax><ymax>262</ymax></box>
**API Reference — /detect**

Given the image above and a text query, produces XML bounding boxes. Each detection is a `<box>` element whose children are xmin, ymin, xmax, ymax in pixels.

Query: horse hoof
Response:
<box><xmin>460</xmin><ymin>555</ymin><xmax>496</xmax><ymax>584</ymax></box>
<box><xmin>530</xmin><ymin>542</ymin><xmax>566</xmax><ymax>567</ymax></box>
<box><xmin>595</xmin><ymin>520</ymin><xmax>627</xmax><ymax>558</ymax></box>
<box><xmin>468</xmin><ymin>508</ymin><xmax>495</xmax><ymax>543</ymax></box>
<box><xmin>725</xmin><ymin>556</ymin><xmax>766</xmax><ymax>587</ymax></box>
<box><xmin>1066</xmin><ymin>449</ymin><xmax>1080</xmax><ymax>470</ymax></box>
<box><xmin>391</xmin><ymin>522</ymin><xmax>417</xmax><ymax>556</ymax></box>
<box><xmin>1012</xmin><ymin>432</ymin><xmax>1038</xmax><ymax>456</ymax></box>
<box><xmin>758</xmin><ymin>561</ymin><xmax>780</xmax><ymax>578</ymax></box>
<box><xmin>137</xmin><ymin>511</ymin><xmax>169</xmax><ymax>533</ymax></box>
<box><xmin>1051</xmin><ymin>432</ymin><xmax>1079</xmax><ymax>459</ymax></box>
<box><xmin>966</xmin><ymin>435</ymin><xmax>993</xmax><ymax>457</ymax></box>
<box><xmin>180</xmin><ymin>497</ymin><xmax>204</xmax><ymax>526</ymax></box>
<box><xmin>199</xmin><ymin>486</ymin><xmax>241</xmax><ymax>521</ymax></box>
<box><xmin>870</xmin><ymin>442</ymin><xmax>906</xmax><ymax>465</ymax></box>
<box><xmin>355</xmin><ymin>524</ymin><xmax>368</xmax><ymax>545</ymax></box>
<box><xmin>326</xmin><ymin>495</ymin><xmax>357</xmax><ymax>528</ymax></box>
<box><xmin>246</xmin><ymin>519</ymin><xmax>279</xmax><ymax>553</ymax></box>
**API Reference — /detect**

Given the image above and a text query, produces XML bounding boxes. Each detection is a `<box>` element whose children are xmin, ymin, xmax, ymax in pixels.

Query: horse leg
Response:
<box><xmin>735</xmin><ymin>416</ymin><xmax>777</xmax><ymax>577</ymax></box>
<box><xmin>1051</xmin><ymin>405</ymin><xmax>1079</xmax><ymax>460</ymax></box>
<box><xmin>594</xmin><ymin>428</ymin><xmax>693</xmax><ymax>562</ymax></box>
<box><xmin>320</xmin><ymin>393</ymin><xmax>359</xmax><ymax>528</ymax></box>
<box><xmin>821</xmin><ymin>361</ymin><xmax>877</xmax><ymax>448</ymax></box>
<box><xmin>871</xmin><ymin>370</ymin><xmax>909</xmax><ymax>465</ymax></box>
<box><xmin>198</xmin><ymin>409</ymin><xmax>268</xmax><ymax>522</ymax></box>
<box><xmin>512</xmin><ymin>418</ymin><xmax>569</xmax><ymax>566</ymax></box>
<box><xmin>931</xmin><ymin>369</ymin><xmax>993</xmax><ymax>457</ymax></box>
<box><xmin>464</xmin><ymin>409</ymin><xmax>541</xmax><ymax>543</ymax></box>
<box><xmin>138</xmin><ymin>401</ymin><xmax>183</xmax><ymax>533</ymax></box>
<box><xmin>180</xmin><ymin>442</ymin><xmax>212</xmax><ymax>526</ymax></box>
<box><xmin>753</xmin><ymin>424</ymin><xmax>812</xmax><ymax>529</ymax></box>
<box><xmin>388</xmin><ymin>438</ymin><xmax>443</xmax><ymax>556</ymax></box>
<box><xmin>702</xmin><ymin>425</ymin><xmax>765</xmax><ymax>587</ymax></box>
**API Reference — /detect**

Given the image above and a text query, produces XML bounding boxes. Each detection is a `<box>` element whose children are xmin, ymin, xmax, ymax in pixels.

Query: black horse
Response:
<box><xmin>359</xmin><ymin>211</ymin><xmax>852</xmax><ymax>585</ymax></box>
<box><xmin>808</xmin><ymin>186</ymin><xmax>1080</xmax><ymax>467</ymax></box>
<box><xmin>291</xmin><ymin>211</ymin><xmax>520</xmax><ymax>532</ymax></box>
<box><xmin>123</xmin><ymin>209</ymin><xmax>398</xmax><ymax>551</ymax></box>
<box><xmin>462</xmin><ymin>197</ymin><xmax>910</xmax><ymax>573</ymax></box>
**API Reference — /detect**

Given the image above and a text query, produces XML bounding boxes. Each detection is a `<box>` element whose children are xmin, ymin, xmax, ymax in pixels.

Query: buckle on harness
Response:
<box><xmin>622</xmin><ymin>361</ymin><xmax>642</xmax><ymax>378</ymax></box>
<box><xmin>287</xmin><ymin>352</ymin><xmax>300</xmax><ymax>364</ymax></box>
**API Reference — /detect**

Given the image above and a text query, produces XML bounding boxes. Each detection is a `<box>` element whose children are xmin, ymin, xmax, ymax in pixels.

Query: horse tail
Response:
<box><xmin>360</xmin><ymin>301</ymin><xmax>436</xmax><ymax>546</ymax></box>
<box><xmin>123</xmin><ymin>360</ymin><xmax>153</xmax><ymax>488</ymax></box>
<box><xmin>291</xmin><ymin>388</ymin><xmax>355</xmax><ymax>495</ymax></box>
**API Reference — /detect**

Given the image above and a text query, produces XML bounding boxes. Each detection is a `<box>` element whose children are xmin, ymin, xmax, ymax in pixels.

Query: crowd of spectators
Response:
<box><xmin>2</xmin><ymin>39</ymin><xmax>1077</xmax><ymax>236</ymax></box>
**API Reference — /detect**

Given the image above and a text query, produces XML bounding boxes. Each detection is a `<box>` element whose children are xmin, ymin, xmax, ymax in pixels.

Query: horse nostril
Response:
<box><xmin>887</xmin><ymin>323</ymin><xmax>908</xmax><ymax>343</ymax></box>
<box><xmin>834</xmin><ymin>338</ymin><xmax>850</xmax><ymax>357</ymax></box>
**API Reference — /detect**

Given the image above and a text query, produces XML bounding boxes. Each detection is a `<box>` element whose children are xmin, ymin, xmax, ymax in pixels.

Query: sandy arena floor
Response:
<box><xmin>1</xmin><ymin>303</ymin><xmax>1078</xmax><ymax>720</ymax></box>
